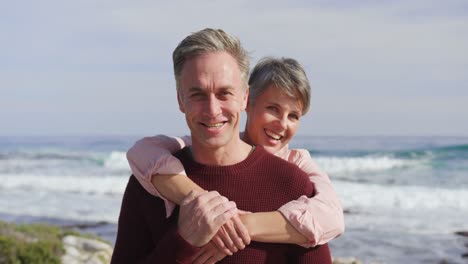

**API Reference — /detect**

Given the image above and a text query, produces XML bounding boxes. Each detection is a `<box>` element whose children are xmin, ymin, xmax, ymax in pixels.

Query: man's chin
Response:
<box><xmin>202</xmin><ymin>136</ymin><xmax>230</xmax><ymax>148</ymax></box>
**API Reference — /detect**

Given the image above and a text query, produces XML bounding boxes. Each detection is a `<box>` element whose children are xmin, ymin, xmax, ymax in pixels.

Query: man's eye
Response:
<box><xmin>190</xmin><ymin>93</ymin><xmax>203</xmax><ymax>98</ymax></box>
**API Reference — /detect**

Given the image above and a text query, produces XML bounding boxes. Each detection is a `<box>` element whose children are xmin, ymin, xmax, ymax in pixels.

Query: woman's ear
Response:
<box><xmin>242</xmin><ymin>86</ymin><xmax>249</xmax><ymax>111</ymax></box>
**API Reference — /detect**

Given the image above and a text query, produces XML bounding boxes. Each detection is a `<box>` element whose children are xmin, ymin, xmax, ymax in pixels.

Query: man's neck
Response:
<box><xmin>190</xmin><ymin>137</ymin><xmax>253</xmax><ymax>166</ymax></box>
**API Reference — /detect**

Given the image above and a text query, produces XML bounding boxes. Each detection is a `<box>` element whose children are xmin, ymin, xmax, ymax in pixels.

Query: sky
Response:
<box><xmin>1</xmin><ymin>0</ymin><xmax>467</xmax><ymax>137</ymax></box>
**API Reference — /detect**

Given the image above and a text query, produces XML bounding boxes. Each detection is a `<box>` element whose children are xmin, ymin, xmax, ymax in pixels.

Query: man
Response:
<box><xmin>111</xmin><ymin>28</ymin><xmax>332</xmax><ymax>263</ymax></box>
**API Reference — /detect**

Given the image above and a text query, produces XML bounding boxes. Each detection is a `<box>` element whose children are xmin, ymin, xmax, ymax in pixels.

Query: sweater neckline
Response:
<box><xmin>182</xmin><ymin>145</ymin><xmax>265</xmax><ymax>173</ymax></box>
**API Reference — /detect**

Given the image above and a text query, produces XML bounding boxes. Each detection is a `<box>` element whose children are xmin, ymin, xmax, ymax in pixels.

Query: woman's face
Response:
<box><xmin>245</xmin><ymin>85</ymin><xmax>303</xmax><ymax>154</ymax></box>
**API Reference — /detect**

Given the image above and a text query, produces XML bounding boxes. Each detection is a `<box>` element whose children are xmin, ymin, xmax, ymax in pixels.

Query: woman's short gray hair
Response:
<box><xmin>172</xmin><ymin>28</ymin><xmax>250</xmax><ymax>92</ymax></box>
<box><xmin>248</xmin><ymin>57</ymin><xmax>311</xmax><ymax>115</ymax></box>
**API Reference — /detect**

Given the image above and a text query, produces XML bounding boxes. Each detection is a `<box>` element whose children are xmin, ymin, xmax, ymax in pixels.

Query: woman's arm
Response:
<box><xmin>151</xmin><ymin>174</ymin><xmax>204</xmax><ymax>204</ymax></box>
<box><xmin>128</xmin><ymin>136</ymin><xmax>342</xmax><ymax>247</ymax></box>
<box><xmin>127</xmin><ymin>135</ymin><xmax>197</xmax><ymax>216</ymax></box>
<box><xmin>277</xmin><ymin>149</ymin><xmax>345</xmax><ymax>247</ymax></box>
<box><xmin>239</xmin><ymin>211</ymin><xmax>308</xmax><ymax>244</ymax></box>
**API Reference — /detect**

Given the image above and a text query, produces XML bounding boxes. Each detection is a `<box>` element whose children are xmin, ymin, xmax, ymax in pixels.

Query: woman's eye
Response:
<box><xmin>266</xmin><ymin>106</ymin><xmax>278</xmax><ymax>112</ymax></box>
<box><xmin>289</xmin><ymin>114</ymin><xmax>300</xmax><ymax>120</ymax></box>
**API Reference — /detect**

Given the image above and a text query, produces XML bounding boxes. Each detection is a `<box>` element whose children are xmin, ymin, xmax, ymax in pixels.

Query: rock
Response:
<box><xmin>61</xmin><ymin>235</ymin><xmax>113</xmax><ymax>264</ymax></box>
<box><xmin>455</xmin><ymin>231</ymin><xmax>468</xmax><ymax>237</ymax></box>
<box><xmin>62</xmin><ymin>221</ymin><xmax>109</xmax><ymax>230</ymax></box>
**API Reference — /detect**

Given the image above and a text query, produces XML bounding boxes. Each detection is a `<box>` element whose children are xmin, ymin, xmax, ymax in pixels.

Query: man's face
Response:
<box><xmin>177</xmin><ymin>51</ymin><xmax>248</xmax><ymax>150</ymax></box>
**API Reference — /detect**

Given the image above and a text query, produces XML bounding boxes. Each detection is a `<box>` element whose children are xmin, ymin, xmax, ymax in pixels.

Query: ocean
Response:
<box><xmin>0</xmin><ymin>135</ymin><xmax>467</xmax><ymax>263</ymax></box>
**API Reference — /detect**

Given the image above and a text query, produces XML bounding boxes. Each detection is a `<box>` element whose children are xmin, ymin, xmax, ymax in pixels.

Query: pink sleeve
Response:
<box><xmin>277</xmin><ymin>149</ymin><xmax>345</xmax><ymax>247</ymax></box>
<box><xmin>126</xmin><ymin>135</ymin><xmax>192</xmax><ymax>217</ymax></box>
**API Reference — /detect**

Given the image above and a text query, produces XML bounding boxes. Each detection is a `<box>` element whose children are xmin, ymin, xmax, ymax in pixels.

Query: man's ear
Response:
<box><xmin>177</xmin><ymin>90</ymin><xmax>185</xmax><ymax>113</ymax></box>
<box><xmin>242</xmin><ymin>86</ymin><xmax>249</xmax><ymax>111</ymax></box>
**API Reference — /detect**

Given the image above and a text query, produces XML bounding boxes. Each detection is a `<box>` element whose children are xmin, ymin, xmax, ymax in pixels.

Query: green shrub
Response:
<box><xmin>0</xmin><ymin>221</ymin><xmax>63</xmax><ymax>264</ymax></box>
<box><xmin>0</xmin><ymin>236</ymin><xmax>20</xmax><ymax>264</ymax></box>
<box><xmin>17</xmin><ymin>240</ymin><xmax>61</xmax><ymax>264</ymax></box>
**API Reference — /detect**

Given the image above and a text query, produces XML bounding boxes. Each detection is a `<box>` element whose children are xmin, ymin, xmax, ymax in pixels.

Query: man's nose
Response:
<box><xmin>205</xmin><ymin>95</ymin><xmax>222</xmax><ymax>117</ymax></box>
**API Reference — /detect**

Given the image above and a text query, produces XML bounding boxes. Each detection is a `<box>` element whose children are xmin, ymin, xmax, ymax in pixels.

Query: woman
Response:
<box><xmin>127</xmin><ymin>57</ymin><xmax>344</xmax><ymax>262</ymax></box>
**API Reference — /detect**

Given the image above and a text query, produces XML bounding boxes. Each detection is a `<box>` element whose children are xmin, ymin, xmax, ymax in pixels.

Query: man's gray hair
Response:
<box><xmin>248</xmin><ymin>57</ymin><xmax>311</xmax><ymax>115</ymax></box>
<box><xmin>173</xmin><ymin>28</ymin><xmax>250</xmax><ymax>92</ymax></box>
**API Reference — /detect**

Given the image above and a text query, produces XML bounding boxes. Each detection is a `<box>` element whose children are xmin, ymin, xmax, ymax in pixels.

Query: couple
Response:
<box><xmin>112</xmin><ymin>28</ymin><xmax>344</xmax><ymax>263</ymax></box>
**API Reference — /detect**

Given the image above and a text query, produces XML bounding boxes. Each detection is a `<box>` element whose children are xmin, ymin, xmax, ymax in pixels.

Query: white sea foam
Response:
<box><xmin>0</xmin><ymin>174</ymin><xmax>128</xmax><ymax>195</ymax></box>
<box><xmin>335</xmin><ymin>181</ymin><xmax>468</xmax><ymax>212</ymax></box>
<box><xmin>0</xmin><ymin>173</ymin><xmax>129</xmax><ymax>223</ymax></box>
<box><xmin>0</xmin><ymin>188</ymin><xmax>122</xmax><ymax>223</ymax></box>
<box><xmin>315</xmin><ymin>156</ymin><xmax>415</xmax><ymax>174</ymax></box>
<box><xmin>103</xmin><ymin>151</ymin><xmax>130</xmax><ymax>171</ymax></box>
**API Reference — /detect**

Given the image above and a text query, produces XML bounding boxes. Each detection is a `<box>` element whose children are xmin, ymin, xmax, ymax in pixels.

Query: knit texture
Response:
<box><xmin>172</xmin><ymin>146</ymin><xmax>332</xmax><ymax>263</ymax></box>
<box><xmin>111</xmin><ymin>146</ymin><xmax>332</xmax><ymax>264</ymax></box>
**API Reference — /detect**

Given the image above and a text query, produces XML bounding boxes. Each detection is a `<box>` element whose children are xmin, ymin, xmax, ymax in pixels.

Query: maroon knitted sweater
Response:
<box><xmin>111</xmin><ymin>146</ymin><xmax>332</xmax><ymax>264</ymax></box>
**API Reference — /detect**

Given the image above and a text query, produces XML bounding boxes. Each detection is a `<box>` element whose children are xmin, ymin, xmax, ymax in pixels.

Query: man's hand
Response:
<box><xmin>211</xmin><ymin>214</ymin><xmax>251</xmax><ymax>255</ymax></box>
<box><xmin>178</xmin><ymin>190</ymin><xmax>237</xmax><ymax>247</ymax></box>
<box><xmin>192</xmin><ymin>241</ymin><xmax>227</xmax><ymax>264</ymax></box>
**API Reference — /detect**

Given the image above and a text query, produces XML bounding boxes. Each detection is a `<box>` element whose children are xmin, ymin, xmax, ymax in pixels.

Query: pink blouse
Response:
<box><xmin>127</xmin><ymin>135</ymin><xmax>344</xmax><ymax>247</ymax></box>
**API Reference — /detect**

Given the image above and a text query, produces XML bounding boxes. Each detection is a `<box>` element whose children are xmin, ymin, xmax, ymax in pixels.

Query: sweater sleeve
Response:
<box><xmin>277</xmin><ymin>149</ymin><xmax>345</xmax><ymax>247</ymax></box>
<box><xmin>126</xmin><ymin>135</ymin><xmax>191</xmax><ymax>217</ymax></box>
<box><xmin>111</xmin><ymin>175</ymin><xmax>163</xmax><ymax>263</ymax></box>
<box><xmin>111</xmin><ymin>175</ymin><xmax>201</xmax><ymax>263</ymax></box>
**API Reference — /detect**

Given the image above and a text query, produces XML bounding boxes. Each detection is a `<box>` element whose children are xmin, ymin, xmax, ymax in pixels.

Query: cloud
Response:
<box><xmin>1</xmin><ymin>0</ymin><xmax>467</xmax><ymax>135</ymax></box>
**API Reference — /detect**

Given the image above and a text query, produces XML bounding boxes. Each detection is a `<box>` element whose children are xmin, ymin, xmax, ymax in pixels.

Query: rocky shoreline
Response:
<box><xmin>455</xmin><ymin>231</ymin><xmax>468</xmax><ymax>259</ymax></box>
<box><xmin>3</xmin><ymin>216</ymin><xmax>465</xmax><ymax>264</ymax></box>
<box><xmin>0</xmin><ymin>220</ymin><xmax>112</xmax><ymax>264</ymax></box>
<box><xmin>61</xmin><ymin>235</ymin><xmax>113</xmax><ymax>264</ymax></box>
<box><xmin>0</xmin><ymin>218</ymin><xmax>368</xmax><ymax>264</ymax></box>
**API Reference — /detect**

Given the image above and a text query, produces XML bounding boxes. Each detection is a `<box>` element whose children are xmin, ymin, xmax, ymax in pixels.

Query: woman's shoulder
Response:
<box><xmin>285</xmin><ymin>148</ymin><xmax>312</xmax><ymax>163</ymax></box>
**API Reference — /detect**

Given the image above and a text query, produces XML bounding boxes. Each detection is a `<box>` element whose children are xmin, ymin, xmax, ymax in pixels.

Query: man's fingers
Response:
<box><xmin>193</xmin><ymin>248</ymin><xmax>211</xmax><ymax>264</ymax></box>
<box><xmin>232</xmin><ymin>214</ymin><xmax>251</xmax><ymax>245</ymax></box>
<box><xmin>193</xmin><ymin>241</ymin><xmax>226</xmax><ymax>264</ymax></box>
<box><xmin>212</xmin><ymin>234</ymin><xmax>233</xmax><ymax>256</ymax></box>
<box><xmin>204</xmin><ymin>256</ymin><xmax>218</xmax><ymax>264</ymax></box>
<box><xmin>217</xmin><ymin>225</ymin><xmax>238</xmax><ymax>253</ymax></box>
<box><xmin>191</xmin><ymin>244</ymin><xmax>206</xmax><ymax>262</ymax></box>
<box><xmin>222</xmin><ymin>219</ymin><xmax>246</xmax><ymax>250</ymax></box>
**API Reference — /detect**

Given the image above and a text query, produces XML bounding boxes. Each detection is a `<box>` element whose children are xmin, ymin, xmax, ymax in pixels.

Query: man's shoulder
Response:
<box><xmin>173</xmin><ymin>146</ymin><xmax>191</xmax><ymax>160</ymax></box>
<box><xmin>126</xmin><ymin>175</ymin><xmax>167</xmax><ymax>206</ymax></box>
<box><xmin>255</xmin><ymin>146</ymin><xmax>305</xmax><ymax>173</ymax></box>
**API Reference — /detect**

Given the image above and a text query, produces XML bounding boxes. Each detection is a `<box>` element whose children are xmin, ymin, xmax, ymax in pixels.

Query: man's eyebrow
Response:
<box><xmin>219</xmin><ymin>86</ymin><xmax>236</xmax><ymax>92</ymax></box>
<box><xmin>187</xmin><ymin>86</ymin><xmax>236</xmax><ymax>92</ymax></box>
<box><xmin>187</xmin><ymin>87</ymin><xmax>204</xmax><ymax>93</ymax></box>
